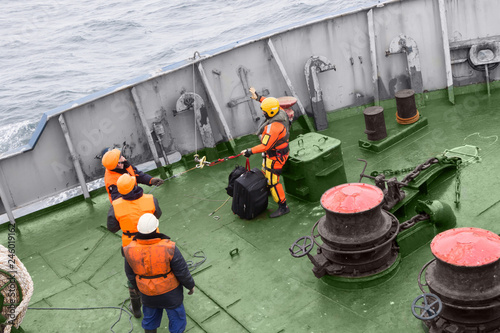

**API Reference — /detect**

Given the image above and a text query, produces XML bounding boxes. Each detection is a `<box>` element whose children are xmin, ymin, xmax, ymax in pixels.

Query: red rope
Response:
<box><xmin>208</xmin><ymin>153</ymin><xmax>244</xmax><ymax>167</ymax></box>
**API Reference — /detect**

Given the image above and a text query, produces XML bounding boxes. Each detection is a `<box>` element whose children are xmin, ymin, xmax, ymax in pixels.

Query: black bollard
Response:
<box><xmin>363</xmin><ymin>106</ymin><xmax>387</xmax><ymax>141</ymax></box>
<box><xmin>395</xmin><ymin>89</ymin><xmax>419</xmax><ymax>124</ymax></box>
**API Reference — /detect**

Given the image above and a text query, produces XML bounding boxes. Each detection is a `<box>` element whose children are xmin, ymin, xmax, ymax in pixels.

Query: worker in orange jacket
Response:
<box><xmin>124</xmin><ymin>213</ymin><xmax>195</xmax><ymax>333</ymax></box>
<box><xmin>107</xmin><ymin>174</ymin><xmax>162</xmax><ymax>318</ymax></box>
<box><xmin>102</xmin><ymin>148</ymin><xmax>164</xmax><ymax>203</ymax></box>
<box><xmin>240</xmin><ymin>88</ymin><xmax>291</xmax><ymax>218</ymax></box>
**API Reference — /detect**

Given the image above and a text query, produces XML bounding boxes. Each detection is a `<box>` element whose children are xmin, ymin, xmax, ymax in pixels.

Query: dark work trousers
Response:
<box><xmin>122</xmin><ymin>247</ymin><xmax>138</xmax><ymax>289</ymax></box>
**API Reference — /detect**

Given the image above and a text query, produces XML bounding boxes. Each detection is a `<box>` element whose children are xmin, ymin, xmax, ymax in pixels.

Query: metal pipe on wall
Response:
<box><xmin>58</xmin><ymin>114</ymin><xmax>91</xmax><ymax>200</ymax></box>
<box><xmin>267</xmin><ymin>38</ymin><xmax>315</xmax><ymax>132</ymax></box>
<box><xmin>197</xmin><ymin>62</ymin><xmax>236</xmax><ymax>152</ymax></box>
<box><xmin>438</xmin><ymin>0</ymin><xmax>455</xmax><ymax>104</ymax></box>
<box><xmin>0</xmin><ymin>167</ymin><xmax>15</xmax><ymax>224</ymax></box>
<box><xmin>131</xmin><ymin>87</ymin><xmax>167</xmax><ymax>180</ymax></box>
<box><xmin>367</xmin><ymin>9</ymin><xmax>380</xmax><ymax>106</ymax></box>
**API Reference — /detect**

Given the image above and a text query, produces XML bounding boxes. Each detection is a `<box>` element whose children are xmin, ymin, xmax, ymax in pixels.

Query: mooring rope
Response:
<box><xmin>147</xmin><ymin>165</ymin><xmax>200</xmax><ymax>194</ymax></box>
<box><xmin>0</xmin><ymin>244</ymin><xmax>33</xmax><ymax>333</ymax></box>
<box><xmin>208</xmin><ymin>153</ymin><xmax>243</xmax><ymax>167</ymax></box>
<box><xmin>396</xmin><ymin>110</ymin><xmax>420</xmax><ymax>124</ymax></box>
<box><xmin>148</xmin><ymin>152</ymin><xmax>245</xmax><ymax>194</ymax></box>
<box><xmin>208</xmin><ymin>197</ymin><xmax>231</xmax><ymax>217</ymax></box>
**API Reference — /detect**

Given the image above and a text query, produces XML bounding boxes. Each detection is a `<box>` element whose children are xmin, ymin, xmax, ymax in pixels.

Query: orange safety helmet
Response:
<box><xmin>261</xmin><ymin>97</ymin><xmax>280</xmax><ymax>118</ymax></box>
<box><xmin>102</xmin><ymin>148</ymin><xmax>121</xmax><ymax>170</ymax></box>
<box><xmin>117</xmin><ymin>174</ymin><xmax>136</xmax><ymax>195</ymax></box>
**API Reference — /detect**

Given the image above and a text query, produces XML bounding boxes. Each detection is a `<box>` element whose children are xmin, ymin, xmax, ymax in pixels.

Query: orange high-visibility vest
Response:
<box><xmin>124</xmin><ymin>238</ymin><xmax>180</xmax><ymax>296</ymax></box>
<box><xmin>251</xmin><ymin>119</ymin><xmax>289</xmax><ymax>155</ymax></box>
<box><xmin>112</xmin><ymin>194</ymin><xmax>155</xmax><ymax>247</ymax></box>
<box><xmin>104</xmin><ymin>165</ymin><xmax>137</xmax><ymax>202</ymax></box>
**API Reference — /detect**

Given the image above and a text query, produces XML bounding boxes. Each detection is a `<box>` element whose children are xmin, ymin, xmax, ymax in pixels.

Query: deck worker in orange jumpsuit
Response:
<box><xmin>107</xmin><ymin>174</ymin><xmax>162</xmax><ymax>318</ymax></box>
<box><xmin>102</xmin><ymin>148</ymin><xmax>164</xmax><ymax>203</ymax></box>
<box><xmin>240</xmin><ymin>87</ymin><xmax>291</xmax><ymax>218</ymax></box>
<box><xmin>124</xmin><ymin>213</ymin><xmax>195</xmax><ymax>333</ymax></box>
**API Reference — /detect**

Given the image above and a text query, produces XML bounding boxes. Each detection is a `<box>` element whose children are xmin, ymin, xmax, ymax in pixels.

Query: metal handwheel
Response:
<box><xmin>289</xmin><ymin>236</ymin><xmax>314</xmax><ymax>258</ymax></box>
<box><xmin>411</xmin><ymin>293</ymin><xmax>442</xmax><ymax>320</ymax></box>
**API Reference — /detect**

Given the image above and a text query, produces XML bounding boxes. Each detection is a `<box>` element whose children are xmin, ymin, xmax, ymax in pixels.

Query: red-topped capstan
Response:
<box><xmin>277</xmin><ymin>96</ymin><xmax>297</xmax><ymax>109</ymax></box>
<box><xmin>277</xmin><ymin>96</ymin><xmax>297</xmax><ymax>122</ymax></box>
<box><xmin>431</xmin><ymin>227</ymin><xmax>500</xmax><ymax>266</ymax></box>
<box><xmin>321</xmin><ymin>183</ymin><xmax>384</xmax><ymax>214</ymax></box>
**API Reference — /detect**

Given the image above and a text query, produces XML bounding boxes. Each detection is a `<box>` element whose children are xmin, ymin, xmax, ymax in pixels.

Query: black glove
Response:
<box><xmin>150</xmin><ymin>178</ymin><xmax>164</xmax><ymax>186</ymax></box>
<box><xmin>241</xmin><ymin>149</ymin><xmax>252</xmax><ymax>158</ymax></box>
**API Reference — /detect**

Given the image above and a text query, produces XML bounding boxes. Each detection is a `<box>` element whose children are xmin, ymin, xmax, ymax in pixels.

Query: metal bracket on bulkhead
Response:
<box><xmin>469</xmin><ymin>42</ymin><xmax>500</xmax><ymax>96</ymax></box>
<box><xmin>228</xmin><ymin>66</ymin><xmax>269</xmax><ymax>123</ymax></box>
<box><xmin>304</xmin><ymin>56</ymin><xmax>336</xmax><ymax>131</ymax></box>
<box><xmin>175</xmin><ymin>93</ymin><xmax>219</xmax><ymax>161</ymax></box>
<box><xmin>386</xmin><ymin>34</ymin><xmax>424</xmax><ymax>107</ymax></box>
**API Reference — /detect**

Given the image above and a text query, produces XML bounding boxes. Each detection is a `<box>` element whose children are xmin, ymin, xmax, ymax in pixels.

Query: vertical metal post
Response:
<box><xmin>0</xmin><ymin>168</ymin><xmax>15</xmax><ymax>224</ymax></box>
<box><xmin>367</xmin><ymin>9</ymin><xmax>380</xmax><ymax>106</ymax></box>
<box><xmin>131</xmin><ymin>87</ymin><xmax>167</xmax><ymax>179</ymax></box>
<box><xmin>438</xmin><ymin>0</ymin><xmax>455</xmax><ymax>104</ymax></box>
<box><xmin>197</xmin><ymin>62</ymin><xmax>236</xmax><ymax>151</ymax></box>
<box><xmin>58</xmin><ymin>114</ymin><xmax>91</xmax><ymax>200</ymax></box>
<box><xmin>267</xmin><ymin>39</ymin><xmax>315</xmax><ymax>132</ymax></box>
<box><xmin>485</xmin><ymin>65</ymin><xmax>491</xmax><ymax>96</ymax></box>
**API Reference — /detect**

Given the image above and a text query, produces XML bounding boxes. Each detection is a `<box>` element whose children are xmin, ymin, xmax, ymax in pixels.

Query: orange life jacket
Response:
<box><xmin>104</xmin><ymin>165</ymin><xmax>137</xmax><ymax>202</ymax></box>
<box><xmin>112</xmin><ymin>194</ymin><xmax>156</xmax><ymax>247</ymax></box>
<box><xmin>124</xmin><ymin>238</ymin><xmax>180</xmax><ymax>296</ymax></box>
<box><xmin>261</xmin><ymin>120</ymin><xmax>289</xmax><ymax>151</ymax></box>
<box><xmin>251</xmin><ymin>114</ymin><xmax>290</xmax><ymax>155</ymax></box>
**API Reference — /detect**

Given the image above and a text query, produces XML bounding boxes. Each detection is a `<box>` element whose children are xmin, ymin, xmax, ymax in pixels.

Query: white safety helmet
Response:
<box><xmin>137</xmin><ymin>213</ymin><xmax>159</xmax><ymax>234</ymax></box>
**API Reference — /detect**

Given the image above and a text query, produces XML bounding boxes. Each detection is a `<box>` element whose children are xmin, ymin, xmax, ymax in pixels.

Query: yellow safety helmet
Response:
<box><xmin>117</xmin><ymin>174</ymin><xmax>136</xmax><ymax>195</ymax></box>
<box><xmin>261</xmin><ymin>97</ymin><xmax>280</xmax><ymax>118</ymax></box>
<box><xmin>102</xmin><ymin>148</ymin><xmax>121</xmax><ymax>170</ymax></box>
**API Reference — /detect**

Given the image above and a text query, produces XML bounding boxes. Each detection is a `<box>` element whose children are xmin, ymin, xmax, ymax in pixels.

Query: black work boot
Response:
<box><xmin>144</xmin><ymin>330</ymin><xmax>157</xmax><ymax>333</ymax></box>
<box><xmin>128</xmin><ymin>287</ymin><xmax>142</xmax><ymax>318</ymax></box>
<box><xmin>270</xmin><ymin>201</ymin><xmax>290</xmax><ymax>218</ymax></box>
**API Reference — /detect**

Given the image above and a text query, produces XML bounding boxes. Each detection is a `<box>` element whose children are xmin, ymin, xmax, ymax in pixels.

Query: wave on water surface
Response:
<box><xmin>0</xmin><ymin>0</ymin><xmax>372</xmax><ymax>154</ymax></box>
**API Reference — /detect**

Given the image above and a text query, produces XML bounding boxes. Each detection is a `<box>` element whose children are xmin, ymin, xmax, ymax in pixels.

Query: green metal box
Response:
<box><xmin>283</xmin><ymin>133</ymin><xmax>347</xmax><ymax>202</ymax></box>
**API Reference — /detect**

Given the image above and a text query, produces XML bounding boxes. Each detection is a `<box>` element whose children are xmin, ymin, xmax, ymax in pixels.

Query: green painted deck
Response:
<box><xmin>3</xmin><ymin>88</ymin><xmax>500</xmax><ymax>333</ymax></box>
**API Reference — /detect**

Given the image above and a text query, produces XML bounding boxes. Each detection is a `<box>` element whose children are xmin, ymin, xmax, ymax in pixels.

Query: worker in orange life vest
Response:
<box><xmin>124</xmin><ymin>213</ymin><xmax>195</xmax><ymax>333</ymax></box>
<box><xmin>102</xmin><ymin>148</ymin><xmax>164</xmax><ymax>203</ymax></box>
<box><xmin>107</xmin><ymin>173</ymin><xmax>162</xmax><ymax>318</ymax></box>
<box><xmin>240</xmin><ymin>88</ymin><xmax>291</xmax><ymax>218</ymax></box>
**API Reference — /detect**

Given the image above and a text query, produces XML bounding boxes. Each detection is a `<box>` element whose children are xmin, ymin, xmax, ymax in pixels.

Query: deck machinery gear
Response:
<box><xmin>308</xmin><ymin>183</ymin><xmax>400</xmax><ymax>279</ymax></box>
<box><xmin>412</xmin><ymin>227</ymin><xmax>500</xmax><ymax>332</ymax></box>
<box><xmin>290</xmin><ymin>154</ymin><xmax>462</xmax><ymax>288</ymax></box>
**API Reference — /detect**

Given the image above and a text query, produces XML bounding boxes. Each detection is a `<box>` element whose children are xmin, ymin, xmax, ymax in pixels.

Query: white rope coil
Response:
<box><xmin>0</xmin><ymin>244</ymin><xmax>33</xmax><ymax>333</ymax></box>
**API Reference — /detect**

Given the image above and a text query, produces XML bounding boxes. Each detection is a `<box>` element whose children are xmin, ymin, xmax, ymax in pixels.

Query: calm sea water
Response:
<box><xmin>0</xmin><ymin>0</ymin><xmax>373</xmax><ymax>154</ymax></box>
